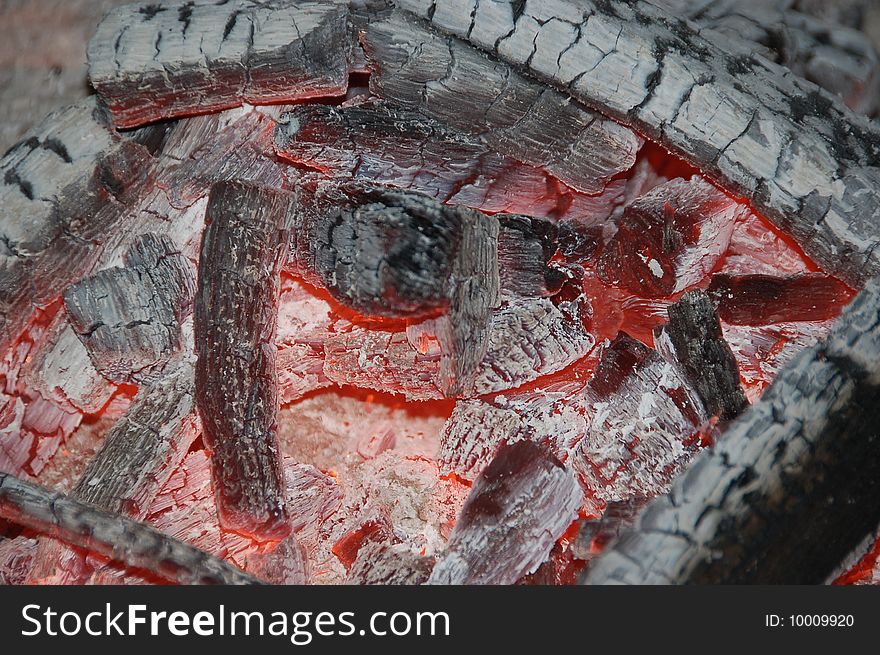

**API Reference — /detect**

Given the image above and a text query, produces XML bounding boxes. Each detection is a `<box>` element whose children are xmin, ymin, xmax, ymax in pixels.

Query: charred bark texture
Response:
<box><xmin>195</xmin><ymin>181</ymin><xmax>291</xmax><ymax>541</ymax></box>
<box><xmin>63</xmin><ymin>233</ymin><xmax>196</xmax><ymax>384</ymax></box>
<box><xmin>393</xmin><ymin>0</ymin><xmax>880</xmax><ymax>287</ymax></box>
<box><xmin>585</xmin><ymin>277</ymin><xmax>880</xmax><ymax>584</ymax></box>
<box><xmin>659</xmin><ymin>290</ymin><xmax>748</xmax><ymax>421</ymax></box>
<box><xmin>0</xmin><ymin>472</ymin><xmax>260</xmax><ymax>585</ymax></box>
<box><xmin>88</xmin><ymin>0</ymin><xmax>353</xmax><ymax>128</ymax></box>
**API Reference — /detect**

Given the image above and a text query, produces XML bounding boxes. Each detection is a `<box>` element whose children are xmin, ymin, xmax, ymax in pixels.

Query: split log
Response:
<box><xmin>656</xmin><ymin>290</ymin><xmax>748</xmax><ymax>421</ymax></box>
<box><xmin>585</xmin><ymin>277</ymin><xmax>880</xmax><ymax>584</ymax></box>
<box><xmin>428</xmin><ymin>441</ymin><xmax>581</xmax><ymax>585</ymax></box>
<box><xmin>0</xmin><ymin>472</ymin><xmax>260</xmax><ymax>585</ymax></box>
<box><xmin>195</xmin><ymin>181</ymin><xmax>291</xmax><ymax>541</ymax></box>
<box><xmin>88</xmin><ymin>0</ymin><xmax>353</xmax><ymax>128</ymax></box>
<box><xmin>63</xmin><ymin>233</ymin><xmax>196</xmax><ymax>384</ymax></box>
<box><xmin>392</xmin><ymin>0</ymin><xmax>880</xmax><ymax>287</ymax></box>
<box><xmin>361</xmin><ymin>11</ymin><xmax>642</xmax><ymax>196</ymax></box>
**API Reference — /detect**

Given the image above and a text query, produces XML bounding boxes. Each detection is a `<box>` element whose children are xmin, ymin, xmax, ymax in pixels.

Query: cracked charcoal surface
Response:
<box><xmin>656</xmin><ymin>0</ymin><xmax>880</xmax><ymax>116</ymax></box>
<box><xmin>346</xmin><ymin>541</ymin><xmax>435</xmax><ymax>585</ymax></box>
<box><xmin>88</xmin><ymin>0</ymin><xmax>353</xmax><ymax>128</ymax></box>
<box><xmin>195</xmin><ymin>181</ymin><xmax>291</xmax><ymax>541</ymax></box>
<box><xmin>274</xmin><ymin>101</ymin><xmax>616</xmax><ymax>222</ymax></box>
<box><xmin>586</xmin><ymin>276</ymin><xmax>880</xmax><ymax>584</ymax></box>
<box><xmin>63</xmin><ymin>233</ymin><xmax>196</xmax><ymax>384</ymax></box>
<box><xmin>658</xmin><ymin>290</ymin><xmax>748</xmax><ymax>421</ymax></box>
<box><xmin>0</xmin><ymin>471</ymin><xmax>259</xmax><ymax>585</ymax></box>
<box><xmin>429</xmin><ymin>440</ymin><xmax>581</xmax><ymax>585</ymax></box>
<box><xmin>362</xmin><ymin>11</ymin><xmax>641</xmax><ymax>196</ymax></box>
<box><xmin>395</xmin><ymin>0</ymin><xmax>880</xmax><ymax>288</ymax></box>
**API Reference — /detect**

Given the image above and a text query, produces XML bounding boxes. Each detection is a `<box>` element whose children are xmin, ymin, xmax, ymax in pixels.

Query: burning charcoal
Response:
<box><xmin>63</xmin><ymin>234</ymin><xmax>196</xmax><ymax>384</ymax></box>
<box><xmin>572</xmin><ymin>497</ymin><xmax>650</xmax><ymax>564</ymax></box>
<box><xmin>242</xmin><ymin>532</ymin><xmax>309</xmax><ymax>585</ymax></box>
<box><xmin>0</xmin><ymin>471</ymin><xmax>259</xmax><ymax>585</ymax></box>
<box><xmin>571</xmin><ymin>333</ymin><xmax>708</xmax><ymax>505</ymax></box>
<box><xmin>586</xmin><ymin>277</ymin><xmax>880</xmax><ymax>584</ymax></box>
<box><xmin>88</xmin><ymin>0</ymin><xmax>353</xmax><ymax>128</ymax></box>
<box><xmin>397</xmin><ymin>0</ymin><xmax>880</xmax><ymax>287</ymax></box>
<box><xmin>274</xmin><ymin>102</ymin><xmax>600</xmax><ymax>219</ymax></box>
<box><xmin>332</xmin><ymin>513</ymin><xmax>398</xmax><ymax>569</ymax></box>
<box><xmin>0</xmin><ymin>537</ymin><xmax>37</xmax><ymax>585</ymax></box>
<box><xmin>71</xmin><ymin>360</ymin><xmax>198</xmax><ymax>518</ymax></box>
<box><xmin>657</xmin><ymin>291</ymin><xmax>748</xmax><ymax>421</ymax></box>
<box><xmin>720</xmin><ymin>211</ymin><xmax>814</xmax><ymax>276</ymax></box>
<box><xmin>598</xmin><ymin>178</ymin><xmax>747</xmax><ymax>297</ymax></box>
<box><xmin>195</xmin><ymin>181</ymin><xmax>292</xmax><ymax>541</ymax></box>
<box><xmin>0</xmin><ymin>98</ymin><xmax>156</xmax><ymax>355</ymax></box>
<box><xmin>363</xmin><ymin>12</ymin><xmax>641</xmax><ymax>196</ymax></box>
<box><xmin>429</xmin><ymin>441</ymin><xmax>581</xmax><ymax>585</ymax></box>
<box><xmin>708</xmin><ymin>273</ymin><xmax>856</xmax><ymax>325</ymax></box>
<box><xmin>497</xmin><ymin>216</ymin><xmax>563</xmax><ymax>298</ymax></box>
<box><xmin>347</xmin><ymin>542</ymin><xmax>435</xmax><ymax>585</ymax></box>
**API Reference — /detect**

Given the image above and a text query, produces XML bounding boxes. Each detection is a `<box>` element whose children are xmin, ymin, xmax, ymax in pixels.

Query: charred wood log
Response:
<box><xmin>88</xmin><ymin>0</ymin><xmax>354</xmax><ymax>128</ymax></box>
<box><xmin>195</xmin><ymin>181</ymin><xmax>291</xmax><ymax>541</ymax></box>
<box><xmin>361</xmin><ymin>11</ymin><xmax>642</xmax><ymax>196</ymax></box>
<box><xmin>63</xmin><ymin>233</ymin><xmax>196</xmax><ymax>384</ymax></box>
<box><xmin>585</xmin><ymin>277</ymin><xmax>880</xmax><ymax>584</ymax></box>
<box><xmin>0</xmin><ymin>472</ymin><xmax>260</xmax><ymax>585</ymax></box>
<box><xmin>428</xmin><ymin>441</ymin><xmax>581</xmax><ymax>585</ymax></box>
<box><xmin>393</xmin><ymin>0</ymin><xmax>880</xmax><ymax>287</ymax></box>
<box><xmin>656</xmin><ymin>290</ymin><xmax>748</xmax><ymax>421</ymax></box>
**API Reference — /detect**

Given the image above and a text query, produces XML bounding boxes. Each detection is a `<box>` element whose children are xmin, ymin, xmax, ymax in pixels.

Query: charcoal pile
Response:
<box><xmin>2</xmin><ymin>0</ymin><xmax>880</xmax><ymax>586</ymax></box>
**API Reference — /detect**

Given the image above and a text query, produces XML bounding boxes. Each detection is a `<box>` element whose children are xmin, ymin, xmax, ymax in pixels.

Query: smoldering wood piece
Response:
<box><xmin>393</xmin><ymin>0</ymin><xmax>880</xmax><ymax>288</ymax></box>
<box><xmin>241</xmin><ymin>532</ymin><xmax>309</xmax><ymax>585</ymax></box>
<box><xmin>572</xmin><ymin>497</ymin><xmax>650</xmax><ymax>563</ymax></box>
<box><xmin>71</xmin><ymin>360</ymin><xmax>199</xmax><ymax>518</ymax></box>
<box><xmin>0</xmin><ymin>472</ymin><xmax>260</xmax><ymax>585</ymax></box>
<box><xmin>63</xmin><ymin>234</ymin><xmax>196</xmax><ymax>384</ymax></box>
<box><xmin>597</xmin><ymin>177</ymin><xmax>748</xmax><ymax>298</ymax></box>
<box><xmin>88</xmin><ymin>0</ymin><xmax>353</xmax><ymax>129</ymax></box>
<box><xmin>585</xmin><ymin>277</ymin><xmax>880</xmax><ymax>584</ymax></box>
<box><xmin>274</xmin><ymin>102</ymin><xmax>599</xmax><ymax>220</ymax></box>
<box><xmin>0</xmin><ymin>98</ymin><xmax>155</xmax><ymax>354</ymax></box>
<box><xmin>196</xmin><ymin>181</ymin><xmax>291</xmax><ymax>541</ymax></box>
<box><xmin>361</xmin><ymin>12</ymin><xmax>641</xmax><ymax>196</ymax></box>
<box><xmin>656</xmin><ymin>0</ymin><xmax>880</xmax><ymax>115</ymax></box>
<box><xmin>0</xmin><ymin>537</ymin><xmax>37</xmax><ymax>585</ymax></box>
<box><xmin>428</xmin><ymin>441</ymin><xmax>581</xmax><ymax>585</ymax></box>
<box><xmin>707</xmin><ymin>272</ymin><xmax>856</xmax><ymax>325</ymax></box>
<box><xmin>658</xmin><ymin>290</ymin><xmax>748</xmax><ymax>421</ymax></box>
<box><xmin>346</xmin><ymin>542</ymin><xmax>435</xmax><ymax>585</ymax></box>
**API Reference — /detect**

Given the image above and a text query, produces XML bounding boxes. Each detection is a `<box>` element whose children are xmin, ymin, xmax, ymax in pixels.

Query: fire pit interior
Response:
<box><xmin>2</xmin><ymin>0</ymin><xmax>880</xmax><ymax>586</ymax></box>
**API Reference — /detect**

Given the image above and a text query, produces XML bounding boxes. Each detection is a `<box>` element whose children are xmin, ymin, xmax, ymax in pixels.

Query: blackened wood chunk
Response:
<box><xmin>274</xmin><ymin>102</ymin><xmax>583</xmax><ymax>218</ymax></box>
<box><xmin>396</xmin><ymin>0</ymin><xmax>880</xmax><ymax>287</ymax></box>
<box><xmin>63</xmin><ymin>233</ymin><xmax>196</xmax><ymax>384</ymax></box>
<box><xmin>707</xmin><ymin>273</ymin><xmax>856</xmax><ymax>325</ymax></box>
<box><xmin>429</xmin><ymin>441</ymin><xmax>581</xmax><ymax>585</ymax></box>
<box><xmin>497</xmin><ymin>215</ymin><xmax>561</xmax><ymax>299</ymax></box>
<box><xmin>661</xmin><ymin>290</ymin><xmax>748</xmax><ymax>421</ymax></box>
<box><xmin>598</xmin><ymin>178</ymin><xmax>747</xmax><ymax>297</ymax></box>
<box><xmin>195</xmin><ymin>181</ymin><xmax>291</xmax><ymax>541</ymax></box>
<box><xmin>304</xmin><ymin>189</ymin><xmax>462</xmax><ymax>318</ymax></box>
<box><xmin>586</xmin><ymin>277</ymin><xmax>880</xmax><ymax>584</ymax></box>
<box><xmin>71</xmin><ymin>360</ymin><xmax>198</xmax><ymax>518</ymax></box>
<box><xmin>0</xmin><ymin>472</ymin><xmax>259</xmax><ymax>585</ymax></box>
<box><xmin>88</xmin><ymin>0</ymin><xmax>353</xmax><ymax>128</ymax></box>
<box><xmin>362</xmin><ymin>11</ymin><xmax>641</xmax><ymax>195</ymax></box>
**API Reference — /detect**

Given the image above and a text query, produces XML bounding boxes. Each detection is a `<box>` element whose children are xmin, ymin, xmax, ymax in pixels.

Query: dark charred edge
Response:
<box><xmin>346</xmin><ymin>542</ymin><xmax>436</xmax><ymax>585</ymax></box>
<box><xmin>429</xmin><ymin>440</ymin><xmax>581</xmax><ymax>584</ymax></box>
<box><xmin>88</xmin><ymin>0</ymin><xmax>353</xmax><ymax>129</ymax></box>
<box><xmin>392</xmin><ymin>0</ymin><xmax>880</xmax><ymax>288</ymax></box>
<box><xmin>584</xmin><ymin>276</ymin><xmax>880</xmax><ymax>584</ymax></box>
<box><xmin>661</xmin><ymin>290</ymin><xmax>748</xmax><ymax>421</ymax></box>
<box><xmin>195</xmin><ymin>181</ymin><xmax>291</xmax><ymax>541</ymax></box>
<box><xmin>0</xmin><ymin>472</ymin><xmax>261</xmax><ymax>585</ymax></box>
